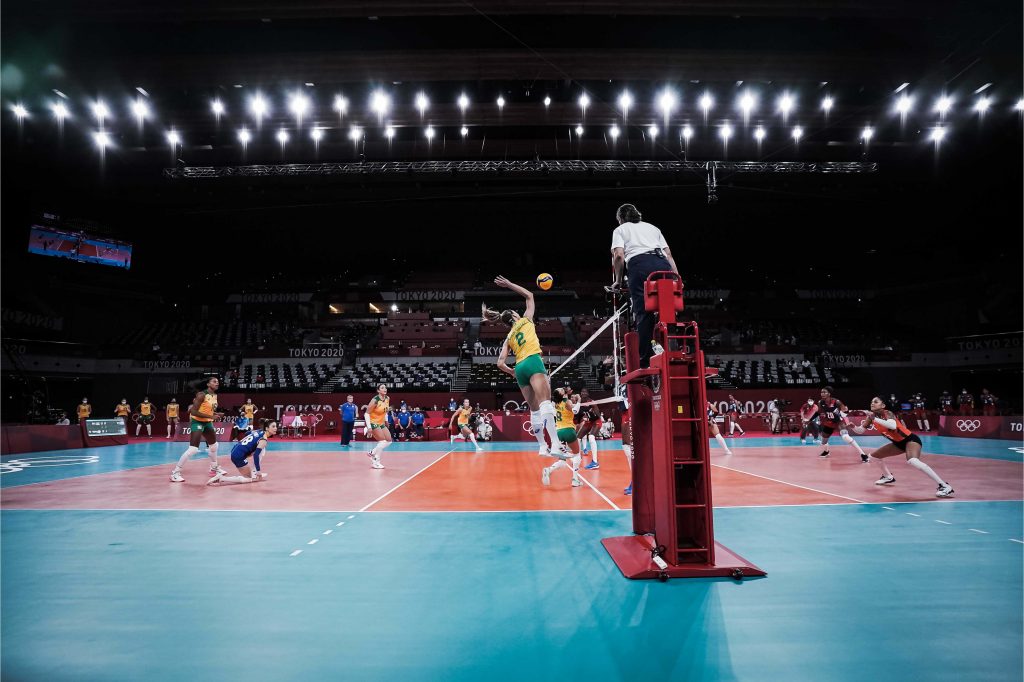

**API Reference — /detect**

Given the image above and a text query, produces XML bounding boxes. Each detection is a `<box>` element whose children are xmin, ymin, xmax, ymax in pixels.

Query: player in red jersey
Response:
<box><xmin>817</xmin><ymin>386</ymin><xmax>868</xmax><ymax>462</ymax></box>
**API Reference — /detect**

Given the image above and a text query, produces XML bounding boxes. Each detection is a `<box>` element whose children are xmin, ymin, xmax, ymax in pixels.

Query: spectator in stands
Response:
<box><xmin>76</xmin><ymin>398</ymin><xmax>92</xmax><ymax>424</ymax></box>
<box><xmin>56</xmin><ymin>412</ymin><xmax>70</xmax><ymax>426</ymax></box>
<box><xmin>410</xmin><ymin>407</ymin><xmax>426</xmax><ymax>439</ymax></box>
<box><xmin>608</xmin><ymin>203</ymin><xmax>680</xmax><ymax>368</ymax></box>
<box><xmin>957</xmin><ymin>389</ymin><xmax>975</xmax><ymax>416</ymax></box>
<box><xmin>980</xmin><ymin>389</ymin><xmax>998</xmax><ymax>416</ymax></box>
<box><xmin>340</xmin><ymin>395</ymin><xmax>358</xmax><ymax>447</ymax></box>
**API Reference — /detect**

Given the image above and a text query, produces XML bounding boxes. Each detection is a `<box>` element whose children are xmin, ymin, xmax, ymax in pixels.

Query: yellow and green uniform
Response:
<box><xmin>166</xmin><ymin>403</ymin><xmax>180</xmax><ymax>420</ymax></box>
<box><xmin>77</xmin><ymin>404</ymin><xmax>91</xmax><ymax>419</ymax></box>
<box><xmin>368</xmin><ymin>395</ymin><xmax>390</xmax><ymax>429</ymax></box>
<box><xmin>455</xmin><ymin>406</ymin><xmax>472</xmax><ymax>431</ymax></box>
<box><xmin>243</xmin><ymin>404</ymin><xmax>256</xmax><ymax>420</ymax></box>
<box><xmin>115</xmin><ymin>404</ymin><xmax>131</xmax><ymax>417</ymax></box>
<box><xmin>190</xmin><ymin>391</ymin><xmax>218</xmax><ymax>433</ymax></box>
<box><xmin>555</xmin><ymin>399</ymin><xmax>578</xmax><ymax>443</ymax></box>
<box><xmin>506</xmin><ymin>317</ymin><xmax>546</xmax><ymax>388</ymax></box>
<box><xmin>138</xmin><ymin>402</ymin><xmax>154</xmax><ymax>423</ymax></box>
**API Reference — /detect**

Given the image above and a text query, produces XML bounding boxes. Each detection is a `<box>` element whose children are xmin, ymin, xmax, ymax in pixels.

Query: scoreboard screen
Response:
<box><xmin>84</xmin><ymin>418</ymin><xmax>127</xmax><ymax>437</ymax></box>
<box><xmin>28</xmin><ymin>226</ymin><xmax>132</xmax><ymax>270</ymax></box>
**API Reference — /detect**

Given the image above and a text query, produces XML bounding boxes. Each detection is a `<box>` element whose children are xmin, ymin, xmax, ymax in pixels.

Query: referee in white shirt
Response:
<box><xmin>609</xmin><ymin>204</ymin><xmax>680</xmax><ymax>368</ymax></box>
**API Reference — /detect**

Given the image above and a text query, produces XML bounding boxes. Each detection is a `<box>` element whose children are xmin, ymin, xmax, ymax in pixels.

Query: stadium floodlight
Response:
<box><xmin>609</xmin><ymin>124</ymin><xmax>620</xmax><ymax>139</ymax></box>
<box><xmin>415</xmin><ymin>92</ymin><xmax>429</xmax><ymax>116</ymax></box>
<box><xmin>719</xmin><ymin>124</ymin><xmax>733</xmax><ymax>141</ymax></box>
<box><xmin>1016</xmin><ymin>98</ymin><xmax>1024</xmax><ymax>112</ymax></box>
<box><xmin>682</xmin><ymin>125</ymin><xmax>693</xmax><ymax>141</ymax></box>
<box><xmin>739</xmin><ymin>91</ymin><xmax>756</xmax><ymax>122</ymax></box>
<box><xmin>496</xmin><ymin>95</ymin><xmax>505</xmax><ymax>110</ymax></box>
<box><xmin>618</xmin><ymin>91</ymin><xmax>633</xmax><ymax>118</ymax></box>
<box><xmin>385</xmin><ymin>126</ymin><xmax>395</xmax><ymax>139</ymax></box>
<box><xmin>821</xmin><ymin>96</ymin><xmax>834</xmax><ymax>114</ymax></box>
<box><xmin>237</xmin><ymin>128</ymin><xmax>251</xmax><ymax>144</ymax></box>
<box><xmin>973</xmin><ymin>96</ymin><xmax>992</xmax><ymax>114</ymax></box>
<box><xmin>11</xmin><ymin>104</ymin><xmax>27</xmax><ymax>120</ymax></box>
<box><xmin>860</xmin><ymin>126</ymin><xmax>874</xmax><ymax>141</ymax></box>
<box><xmin>754</xmin><ymin>126</ymin><xmax>766</xmax><ymax>141</ymax></box>
<box><xmin>574</xmin><ymin>125</ymin><xmax>584</xmax><ymax>136</ymax></box>
<box><xmin>543</xmin><ymin>96</ymin><xmax>551</xmax><ymax>107</ymax></box>
<box><xmin>370</xmin><ymin>90</ymin><xmax>390</xmax><ymax>119</ymax></box>
<box><xmin>777</xmin><ymin>92</ymin><xmax>795</xmax><ymax>120</ymax></box>
<box><xmin>895</xmin><ymin>94</ymin><xmax>913</xmax><ymax>115</ymax></box>
<box><xmin>333</xmin><ymin>95</ymin><xmax>348</xmax><ymax>116</ymax></box>
<box><xmin>310</xmin><ymin>127</ymin><xmax>324</xmax><ymax>142</ymax></box>
<box><xmin>249</xmin><ymin>94</ymin><xmax>269</xmax><ymax>126</ymax></box>
<box><xmin>699</xmin><ymin>92</ymin><xmax>714</xmax><ymax>117</ymax></box>
<box><xmin>929</xmin><ymin>127</ymin><xmax>946</xmax><ymax>143</ymax></box>
<box><xmin>791</xmin><ymin>126</ymin><xmax>803</xmax><ymax>141</ymax></box>
<box><xmin>349</xmin><ymin>125</ymin><xmax>363</xmax><ymax>141</ymax></box>
<box><xmin>131</xmin><ymin>99</ymin><xmax>149</xmax><ymax>123</ymax></box>
<box><xmin>276</xmin><ymin>129</ymin><xmax>289</xmax><ymax>145</ymax></box>
<box><xmin>460</xmin><ymin>126</ymin><xmax>468</xmax><ymax>137</ymax></box>
<box><xmin>91</xmin><ymin>100</ymin><xmax>110</xmax><ymax>123</ymax></box>
<box><xmin>934</xmin><ymin>95</ymin><xmax>953</xmax><ymax>116</ymax></box>
<box><xmin>211</xmin><ymin>99</ymin><xmax>225</xmax><ymax>118</ymax></box>
<box><xmin>289</xmin><ymin>92</ymin><xmax>311</xmax><ymax>124</ymax></box>
<box><xmin>92</xmin><ymin>130</ymin><xmax>111</xmax><ymax>148</ymax></box>
<box><xmin>425</xmin><ymin>125</ymin><xmax>435</xmax><ymax>139</ymax></box>
<box><xmin>647</xmin><ymin>124</ymin><xmax>658</xmax><ymax>139</ymax></box>
<box><xmin>51</xmin><ymin>101</ymin><xmax>69</xmax><ymax>121</ymax></box>
<box><xmin>458</xmin><ymin>93</ymin><xmax>469</xmax><ymax>113</ymax></box>
<box><xmin>658</xmin><ymin>89</ymin><xmax>677</xmax><ymax>116</ymax></box>
<box><xmin>166</xmin><ymin>130</ymin><xmax>181</xmax><ymax>146</ymax></box>
<box><xmin>578</xmin><ymin>93</ymin><xmax>590</xmax><ymax>115</ymax></box>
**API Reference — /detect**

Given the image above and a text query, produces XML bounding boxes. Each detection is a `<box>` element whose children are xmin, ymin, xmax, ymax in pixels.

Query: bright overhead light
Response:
<box><xmin>349</xmin><ymin>125</ymin><xmax>363</xmax><ymax>141</ymax></box>
<box><xmin>658</xmin><ymin>89</ymin><xmax>677</xmax><ymax>115</ymax></box>
<box><xmin>390</xmin><ymin>304</ymin><xmax>399</xmax><ymax>312</ymax></box>
<box><xmin>578</xmin><ymin>93</ymin><xmax>590</xmax><ymax>112</ymax></box>
<box><xmin>385</xmin><ymin>126</ymin><xmax>395</xmax><ymax>139</ymax></box>
<box><xmin>166</xmin><ymin>130</ymin><xmax>181</xmax><ymax>145</ymax></box>
<box><xmin>895</xmin><ymin>94</ymin><xmax>913</xmax><ymax>115</ymax></box>
<box><xmin>609</xmin><ymin>124</ymin><xmax>620</xmax><ymax>139</ymax></box>
<box><xmin>458</xmin><ymin>93</ymin><xmax>469</xmax><ymax>113</ymax></box>
<box><xmin>647</xmin><ymin>124</ymin><xmax>658</xmax><ymax>138</ymax></box>
<box><xmin>51</xmin><ymin>102</ymin><xmax>69</xmax><ymax>120</ymax></box>
<box><xmin>425</xmin><ymin>125</ymin><xmax>435</xmax><ymax>139</ymax></box>
<box><xmin>310</xmin><ymin>127</ymin><xmax>324</xmax><ymax>141</ymax></box>
<box><xmin>496</xmin><ymin>95</ymin><xmax>505</xmax><ymax>109</ymax></box>
<box><xmin>973</xmin><ymin>96</ymin><xmax>992</xmax><ymax>113</ymax></box>
<box><xmin>92</xmin><ymin>130</ymin><xmax>111</xmax><ymax>148</ymax></box>
<box><xmin>91</xmin><ymin>100</ymin><xmax>110</xmax><ymax>122</ymax></box>
<box><xmin>1016</xmin><ymin>98</ymin><xmax>1024</xmax><ymax>112</ymax></box>
<box><xmin>821</xmin><ymin>96</ymin><xmax>834</xmax><ymax>113</ymax></box>
<box><xmin>777</xmin><ymin>93</ymin><xmax>795</xmax><ymax>116</ymax></box>
<box><xmin>791</xmin><ymin>126</ymin><xmax>803</xmax><ymax>141</ymax></box>
<box><xmin>753</xmin><ymin>126</ymin><xmax>766</xmax><ymax>141</ymax></box>
<box><xmin>860</xmin><ymin>126</ymin><xmax>874</xmax><ymax>141</ymax></box>
<box><xmin>237</xmin><ymin>128</ymin><xmax>251</xmax><ymax>143</ymax></box>
<box><xmin>131</xmin><ymin>99</ymin><xmax>149</xmax><ymax>122</ymax></box>
<box><xmin>211</xmin><ymin>99</ymin><xmax>225</xmax><ymax>116</ymax></box>
<box><xmin>719</xmin><ymin>124</ymin><xmax>733</xmax><ymax>141</ymax></box>
<box><xmin>929</xmin><ymin>127</ymin><xmax>946</xmax><ymax>143</ymax></box>
<box><xmin>460</xmin><ymin>126</ymin><xmax>469</xmax><ymax>137</ymax></box>
<box><xmin>289</xmin><ymin>92</ymin><xmax>311</xmax><ymax>121</ymax></box>
<box><xmin>415</xmin><ymin>92</ymin><xmax>429</xmax><ymax>115</ymax></box>
<box><xmin>682</xmin><ymin>125</ymin><xmax>693</xmax><ymax>140</ymax></box>
<box><xmin>574</xmin><ymin>125</ymin><xmax>584</xmax><ymax>136</ymax></box>
<box><xmin>618</xmin><ymin>91</ymin><xmax>633</xmax><ymax>115</ymax></box>
<box><xmin>699</xmin><ymin>92</ymin><xmax>714</xmax><ymax>114</ymax></box>
<box><xmin>276</xmin><ymin>129</ymin><xmax>289</xmax><ymax>144</ymax></box>
<box><xmin>739</xmin><ymin>92</ymin><xmax>756</xmax><ymax>116</ymax></box>
<box><xmin>333</xmin><ymin>95</ymin><xmax>348</xmax><ymax>115</ymax></box>
<box><xmin>11</xmin><ymin>104</ymin><xmax>27</xmax><ymax>119</ymax></box>
<box><xmin>543</xmin><ymin>96</ymin><xmax>551</xmax><ymax>107</ymax></box>
<box><xmin>249</xmin><ymin>94</ymin><xmax>269</xmax><ymax>124</ymax></box>
<box><xmin>934</xmin><ymin>96</ymin><xmax>953</xmax><ymax>115</ymax></box>
<box><xmin>370</xmin><ymin>90</ymin><xmax>390</xmax><ymax>117</ymax></box>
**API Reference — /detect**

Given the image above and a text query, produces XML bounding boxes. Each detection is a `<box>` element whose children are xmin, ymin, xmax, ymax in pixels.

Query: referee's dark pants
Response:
<box><xmin>340</xmin><ymin>419</ymin><xmax>355</xmax><ymax>446</ymax></box>
<box><xmin>626</xmin><ymin>252</ymin><xmax>673</xmax><ymax>368</ymax></box>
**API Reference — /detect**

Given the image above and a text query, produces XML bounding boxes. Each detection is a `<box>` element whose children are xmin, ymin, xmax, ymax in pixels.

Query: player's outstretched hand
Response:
<box><xmin>494</xmin><ymin>275</ymin><xmax>512</xmax><ymax>289</ymax></box>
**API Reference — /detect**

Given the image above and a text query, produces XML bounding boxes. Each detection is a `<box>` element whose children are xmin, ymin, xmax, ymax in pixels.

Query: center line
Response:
<box><xmin>323</xmin><ymin>529</ymin><xmax>332</xmax><ymax>535</ymax></box>
<box><xmin>1010</xmin><ymin>539</ymin><xmax>1024</xmax><ymax>544</ymax></box>
<box><xmin>968</xmin><ymin>528</ymin><xmax>989</xmax><ymax>534</ymax></box>
<box><xmin>347</xmin><ymin>515</ymin><xmax>355</xmax><ymax>519</ymax></box>
<box><xmin>359</xmin><ymin>449</ymin><xmax>454</xmax><ymax>512</ymax></box>
<box><xmin>881</xmin><ymin>506</ymin><xmax>896</xmax><ymax>511</ymax></box>
<box><xmin>905</xmin><ymin>512</ymin><xmax>921</xmax><ymax>517</ymax></box>
<box><xmin>336</xmin><ymin>521</ymin><xmax>345</xmax><ymax>527</ymax></box>
<box><xmin>290</xmin><ymin>550</ymin><xmax>302</xmax><ymax>557</ymax></box>
<box><xmin>935</xmin><ymin>520</ymin><xmax>951</xmax><ymax>525</ymax></box>
<box><xmin>712</xmin><ymin>462</ymin><xmax>867</xmax><ymax>504</ymax></box>
<box><xmin>308</xmin><ymin>538</ymin><xmax>319</xmax><ymax>545</ymax></box>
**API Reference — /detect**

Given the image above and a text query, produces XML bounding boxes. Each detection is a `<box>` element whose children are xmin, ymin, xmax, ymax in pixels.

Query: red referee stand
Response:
<box><xmin>602</xmin><ymin>272</ymin><xmax>766</xmax><ymax>581</ymax></box>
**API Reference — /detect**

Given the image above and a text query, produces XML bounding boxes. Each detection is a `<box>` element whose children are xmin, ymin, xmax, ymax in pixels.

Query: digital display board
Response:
<box><xmin>84</xmin><ymin>418</ymin><xmax>127</xmax><ymax>437</ymax></box>
<box><xmin>28</xmin><ymin>226</ymin><xmax>132</xmax><ymax>269</ymax></box>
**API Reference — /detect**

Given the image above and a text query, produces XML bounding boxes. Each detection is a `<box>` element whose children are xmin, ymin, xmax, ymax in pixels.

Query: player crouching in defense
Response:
<box><xmin>207</xmin><ymin>420</ymin><xmax>278</xmax><ymax>485</ymax></box>
<box><xmin>854</xmin><ymin>397</ymin><xmax>954</xmax><ymax>498</ymax></box>
<box><xmin>541</xmin><ymin>388</ymin><xmax>582</xmax><ymax>488</ymax></box>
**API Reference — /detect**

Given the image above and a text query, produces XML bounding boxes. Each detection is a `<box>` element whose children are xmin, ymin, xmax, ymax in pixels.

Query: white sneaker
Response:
<box><xmin>538</xmin><ymin>446</ymin><xmax>552</xmax><ymax>457</ymax></box>
<box><xmin>169</xmin><ymin>471</ymin><xmax>184</xmax><ymax>483</ymax></box>
<box><xmin>571</xmin><ymin>476</ymin><xmax>582</xmax><ymax>487</ymax></box>
<box><xmin>936</xmin><ymin>483</ymin><xmax>954</xmax><ymax>498</ymax></box>
<box><xmin>210</xmin><ymin>466</ymin><xmax>227</xmax><ymax>476</ymax></box>
<box><xmin>206</xmin><ymin>473</ymin><xmax>222</xmax><ymax>486</ymax></box>
<box><xmin>371</xmin><ymin>458</ymin><xmax>385</xmax><ymax>470</ymax></box>
<box><xmin>475</xmin><ymin>446</ymin><xmax>483</xmax><ymax>452</ymax></box>
<box><xmin>725</xmin><ymin>450</ymin><xmax>734</xmax><ymax>456</ymax></box>
<box><xmin>251</xmin><ymin>472</ymin><xmax>268</xmax><ymax>482</ymax></box>
<box><xmin>875</xmin><ymin>474</ymin><xmax>895</xmax><ymax>485</ymax></box>
<box><xmin>541</xmin><ymin>467</ymin><xmax>551</xmax><ymax>485</ymax></box>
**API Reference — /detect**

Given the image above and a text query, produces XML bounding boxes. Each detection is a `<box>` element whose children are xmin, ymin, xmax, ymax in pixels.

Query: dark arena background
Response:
<box><xmin>2</xmin><ymin>1</ymin><xmax>1022</xmax><ymax>680</ymax></box>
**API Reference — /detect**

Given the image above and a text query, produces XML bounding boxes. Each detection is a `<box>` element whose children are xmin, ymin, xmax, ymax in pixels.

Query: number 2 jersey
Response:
<box><xmin>505</xmin><ymin>317</ymin><xmax>542</xmax><ymax>360</ymax></box>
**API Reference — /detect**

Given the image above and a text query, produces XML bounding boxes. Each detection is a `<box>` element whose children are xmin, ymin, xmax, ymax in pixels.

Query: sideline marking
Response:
<box><xmin>935</xmin><ymin>520</ymin><xmax>951</xmax><ymax>525</ymax></box>
<box><xmin>290</xmin><ymin>550</ymin><xmax>302</xmax><ymax>557</ymax></box>
<box><xmin>307</xmin><ymin>538</ymin><xmax>319</xmax><ymax>545</ymax></box>
<box><xmin>711</xmin><ymin>462</ymin><xmax>868</xmax><ymax>504</ymax></box>
<box><xmin>358</xmin><ymin>449</ymin><xmax>454</xmax><ymax>512</ymax></box>
<box><xmin>968</xmin><ymin>528</ymin><xmax>989</xmax><ymax>534</ymax></box>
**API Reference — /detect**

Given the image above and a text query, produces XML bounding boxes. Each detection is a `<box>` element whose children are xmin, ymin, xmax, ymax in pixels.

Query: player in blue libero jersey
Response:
<box><xmin>207</xmin><ymin>420</ymin><xmax>279</xmax><ymax>485</ymax></box>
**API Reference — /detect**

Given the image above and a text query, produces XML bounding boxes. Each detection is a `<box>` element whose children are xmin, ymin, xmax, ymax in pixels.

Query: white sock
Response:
<box><xmin>551</xmin><ymin>460</ymin><xmax>568</xmax><ymax>471</ymax></box>
<box><xmin>580</xmin><ymin>436</ymin><xmax>589</xmax><ymax>454</ymax></box>
<box><xmin>872</xmin><ymin>456</ymin><xmax>893</xmax><ymax>478</ymax></box>
<box><xmin>916</xmin><ymin>420</ymin><xmax>923</xmax><ymax>430</ymax></box>
<box><xmin>372</xmin><ymin>440</ymin><xmax>391</xmax><ymax>459</ymax></box>
<box><xmin>530</xmin><ymin>411</ymin><xmax>548</xmax><ymax>448</ymax></box>
<box><xmin>923</xmin><ymin>420</ymin><xmax>930</xmax><ymax>431</ymax></box>
<box><xmin>538</xmin><ymin>401</ymin><xmax>560</xmax><ymax>449</ymax></box>
<box><xmin>571</xmin><ymin>454</ymin><xmax>582</xmax><ymax>471</ymax></box>
<box><xmin>136</xmin><ymin>425</ymin><xmax>141</xmax><ymax>435</ymax></box>
<box><xmin>219</xmin><ymin>475</ymin><xmax>251</xmax><ymax>484</ymax></box>
<box><xmin>208</xmin><ymin>443</ymin><xmax>219</xmax><ymax>468</ymax></box>
<box><xmin>469</xmin><ymin>433</ymin><xmax>479</xmax><ymax>446</ymax></box>
<box><xmin>588</xmin><ymin>435</ymin><xmax>598</xmax><ymax>462</ymax></box>
<box><xmin>622</xmin><ymin>444</ymin><xmax>633</xmax><ymax>470</ymax></box>
<box><xmin>841</xmin><ymin>433</ymin><xmax>865</xmax><ymax>455</ymax></box>
<box><xmin>715</xmin><ymin>433</ymin><xmax>731</xmax><ymax>453</ymax></box>
<box><xmin>146</xmin><ymin>425</ymin><xmax>151</xmax><ymax>436</ymax></box>
<box><xmin>166</xmin><ymin>426</ymin><xmax>172</xmax><ymax>437</ymax></box>
<box><xmin>907</xmin><ymin>456</ymin><xmax>945</xmax><ymax>485</ymax></box>
<box><xmin>175</xmin><ymin>446</ymin><xmax>200</xmax><ymax>470</ymax></box>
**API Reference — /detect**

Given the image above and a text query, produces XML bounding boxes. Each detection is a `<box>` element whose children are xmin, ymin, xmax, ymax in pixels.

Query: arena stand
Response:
<box><xmin>330</xmin><ymin>361</ymin><xmax>457</xmax><ymax>392</ymax></box>
<box><xmin>233</xmin><ymin>361</ymin><xmax>336</xmax><ymax>391</ymax></box>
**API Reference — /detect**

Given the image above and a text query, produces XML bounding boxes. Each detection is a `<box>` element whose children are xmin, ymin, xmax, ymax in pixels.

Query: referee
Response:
<box><xmin>609</xmin><ymin>203</ymin><xmax>680</xmax><ymax>368</ymax></box>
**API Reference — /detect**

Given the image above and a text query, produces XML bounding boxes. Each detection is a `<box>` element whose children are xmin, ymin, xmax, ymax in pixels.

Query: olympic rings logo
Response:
<box><xmin>522</xmin><ymin>421</ymin><xmax>535</xmax><ymax>434</ymax></box>
<box><xmin>956</xmin><ymin>419</ymin><xmax>981</xmax><ymax>432</ymax></box>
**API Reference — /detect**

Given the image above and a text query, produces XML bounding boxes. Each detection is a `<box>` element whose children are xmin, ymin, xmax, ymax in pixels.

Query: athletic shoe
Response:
<box><xmin>936</xmin><ymin>483</ymin><xmax>954</xmax><ymax>498</ymax></box>
<box><xmin>251</xmin><ymin>472</ymin><xmax>268</xmax><ymax>481</ymax></box>
<box><xmin>725</xmin><ymin>450</ymin><xmax>734</xmax><ymax>456</ymax></box>
<box><xmin>538</xmin><ymin>446</ymin><xmax>552</xmax><ymax>457</ymax></box>
<box><xmin>623</xmin><ymin>483</ymin><xmax>632</xmax><ymax>495</ymax></box>
<box><xmin>572</xmin><ymin>477</ymin><xmax>582</xmax><ymax>488</ymax></box>
<box><xmin>169</xmin><ymin>471</ymin><xmax>184</xmax><ymax>483</ymax></box>
<box><xmin>819</xmin><ymin>450</ymin><xmax>830</xmax><ymax>458</ymax></box>
<box><xmin>210</xmin><ymin>466</ymin><xmax>228</xmax><ymax>476</ymax></box>
<box><xmin>861</xmin><ymin>453</ymin><xmax>869</xmax><ymax>463</ymax></box>
<box><xmin>475</xmin><ymin>446</ymin><xmax>484</xmax><ymax>452</ymax></box>
<box><xmin>370</xmin><ymin>458</ymin><xmax>385</xmax><ymax>470</ymax></box>
<box><xmin>541</xmin><ymin>467</ymin><xmax>551</xmax><ymax>485</ymax></box>
<box><xmin>875</xmin><ymin>474</ymin><xmax>895</xmax><ymax>485</ymax></box>
<box><xmin>584</xmin><ymin>461</ymin><xmax>600</xmax><ymax>470</ymax></box>
<box><xmin>206</xmin><ymin>473</ymin><xmax>221</xmax><ymax>486</ymax></box>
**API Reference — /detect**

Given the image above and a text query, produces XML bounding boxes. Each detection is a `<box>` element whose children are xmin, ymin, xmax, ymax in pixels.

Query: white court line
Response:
<box><xmin>289</xmin><ymin>550</ymin><xmax>302</xmax><ymax>557</ymax></box>
<box><xmin>882</xmin><ymin>506</ymin><xmax>896</xmax><ymax>511</ymax></box>
<box><xmin>347</xmin><ymin>515</ymin><xmax>355</xmax><ymax>519</ymax></box>
<box><xmin>968</xmin><ymin>528</ymin><xmax>989</xmax><ymax>534</ymax></box>
<box><xmin>573</xmin><ymin>471</ymin><xmax>620</xmax><ymax>510</ymax></box>
<box><xmin>935</xmin><ymin>520</ymin><xmax>951</xmax><ymax>525</ymax></box>
<box><xmin>307</xmin><ymin>538</ymin><xmax>319</xmax><ymax>544</ymax></box>
<box><xmin>906</xmin><ymin>512</ymin><xmax>921</xmax><ymax>517</ymax></box>
<box><xmin>1010</xmin><ymin>539</ymin><xmax>1024</xmax><ymax>544</ymax></box>
<box><xmin>322</xmin><ymin>529</ymin><xmax>332</xmax><ymax>535</ymax></box>
<box><xmin>358</xmin><ymin>449</ymin><xmax>454</xmax><ymax>512</ymax></box>
<box><xmin>336</xmin><ymin>521</ymin><xmax>345</xmax><ymax>526</ymax></box>
<box><xmin>711</xmin><ymin>462</ymin><xmax>868</xmax><ymax>504</ymax></box>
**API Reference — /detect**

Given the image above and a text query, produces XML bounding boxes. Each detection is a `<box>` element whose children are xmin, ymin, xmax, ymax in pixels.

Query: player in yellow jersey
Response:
<box><xmin>362</xmin><ymin>384</ymin><xmax>391</xmax><ymax>469</ymax></box>
<box><xmin>135</xmin><ymin>396</ymin><xmax>155</xmax><ymax>438</ymax></box>
<box><xmin>448</xmin><ymin>398</ymin><xmax>483</xmax><ymax>451</ymax></box>
<box><xmin>170</xmin><ymin>376</ymin><xmax>226</xmax><ymax>482</ymax></box>
<box><xmin>486</xmin><ymin>275</ymin><xmax>562</xmax><ymax>456</ymax></box>
<box><xmin>165</xmin><ymin>398</ymin><xmax>180</xmax><ymax>439</ymax></box>
<box><xmin>540</xmin><ymin>387</ymin><xmax>583</xmax><ymax>487</ymax></box>
<box><xmin>76</xmin><ymin>398</ymin><xmax>91</xmax><ymax>424</ymax></box>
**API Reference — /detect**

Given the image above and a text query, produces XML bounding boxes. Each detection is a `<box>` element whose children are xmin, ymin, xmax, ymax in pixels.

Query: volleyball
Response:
<box><xmin>536</xmin><ymin>273</ymin><xmax>553</xmax><ymax>290</ymax></box>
